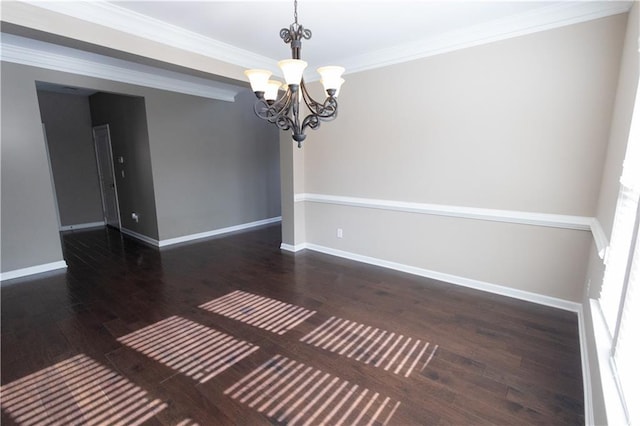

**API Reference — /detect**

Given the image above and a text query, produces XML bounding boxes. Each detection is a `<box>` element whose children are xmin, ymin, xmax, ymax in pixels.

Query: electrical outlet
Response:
<box><xmin>337</xmin><ymin>228</ymin><xmax>343</xmax><ymax>238</ymax></box>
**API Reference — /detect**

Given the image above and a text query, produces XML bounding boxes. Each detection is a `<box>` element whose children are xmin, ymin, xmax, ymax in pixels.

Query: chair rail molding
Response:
<box><xmin>295</xmin><ymin>193</ymin><xmax>595</xmax><ymax>231</ymax></box>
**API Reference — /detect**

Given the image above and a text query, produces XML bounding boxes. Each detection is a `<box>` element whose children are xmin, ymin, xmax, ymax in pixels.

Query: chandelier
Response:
<box><xmin>244</xmin><ymin>0</ymin><xmax>345</xmax><ymax>148</ymax></box>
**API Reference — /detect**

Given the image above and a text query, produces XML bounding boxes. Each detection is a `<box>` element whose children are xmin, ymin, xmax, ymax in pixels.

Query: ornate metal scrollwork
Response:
<box><xmin>280</xmin><ymin>23</ymin><xmax>311</xmax><ymax>46</ymax></box>
<box><xmin>249</xmin><ymin>0</ymin><xmax>341</xmax><ymax>148</ymax></box>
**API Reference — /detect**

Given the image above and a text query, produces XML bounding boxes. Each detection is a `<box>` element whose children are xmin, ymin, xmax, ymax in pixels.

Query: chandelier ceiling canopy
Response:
<box><xmin>244</xmin><ymin>0</ymin><xmax>345</xmax><ymax>148</ymax></box>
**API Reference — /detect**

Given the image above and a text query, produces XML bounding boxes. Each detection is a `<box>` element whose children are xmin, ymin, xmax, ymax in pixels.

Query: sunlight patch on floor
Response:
<box><xmin>0</xmin><ymin>354</ymin><xmax>166</xmax><ymax>425</ymax></box>
<box><xmin>199</xmin><ymin>290</ymin><xmax>316</xmax><ymax>334</ymax></box>
<box><xmin>224</xmin><ymin>354</ymin><xmax>400</xmax><ymax>426</ymax></box>
<box><xmin>118</xmin><ymin>315</ymin><xmax>259</xmax><ymax>383</ymax></box>
<box><xmin>301</xmin><ymin>316</ymin><xmax>438</xmax><ymax>377</ymax></box>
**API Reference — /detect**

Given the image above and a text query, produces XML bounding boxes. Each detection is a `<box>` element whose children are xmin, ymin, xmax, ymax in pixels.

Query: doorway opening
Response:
<box><xmin>35</xmin><ymin>82</ymin><xmax>152</xmax><ymax>245</ymax></box>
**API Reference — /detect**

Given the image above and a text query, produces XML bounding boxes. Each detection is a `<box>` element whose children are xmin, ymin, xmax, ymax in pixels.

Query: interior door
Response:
<box><xmin>92</xmin><ymin>125</ymin><xmax>121</xmax><ymax>229</ymax></box>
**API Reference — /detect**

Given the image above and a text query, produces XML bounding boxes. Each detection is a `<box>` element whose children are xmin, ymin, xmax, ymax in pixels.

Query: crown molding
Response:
<box><xmin>341</xmin><ymin>1</ymin><xmax>633</xmax><ymax>74</ymax></box>
<box><xmin>22</xmin><ymin>0</ymin><xmax>277</xmax><ymax>73</ymax></box>
<box><xmin>19</xmin><ymin>0</ymin><xmax>633</xmax><ymax>78</ymax></box>
<box><xmin>0</xmin><ymin>34</ymin><xmax>242</xmax><ymax>101</ymax></box>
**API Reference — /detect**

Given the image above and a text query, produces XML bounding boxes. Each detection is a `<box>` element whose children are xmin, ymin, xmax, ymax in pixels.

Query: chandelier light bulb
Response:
<box><xmin>317</xmin><ymin>66</ymin><xmax>345</xmax><ymax>91</ymax></box>
<box><xmin>321</xmin><ymin>78</ymin><xmax>345</xmax><ymax>97</ymax></box>
<box><xmin>264</xmin><ymin>80</ymin><xmax>282</xmax><ymax>101</ymax></box>
<box><xmin>278</xmin><ymin>59</ymin><xmax>308</xmax><ymax>86</ymax></box>
<box><xmin>244</xmin><ymin>69</ymin><xmax>272</xmax><ymax>94</ymax></box>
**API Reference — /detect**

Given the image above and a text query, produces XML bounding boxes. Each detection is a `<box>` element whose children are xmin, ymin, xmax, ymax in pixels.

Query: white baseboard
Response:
<box><xmin>0</xmin><ymin>260</ymin><xmax>68</xmax><ymax>282</ymax></box>
<box><xmin>577</xmin><ymin>305</ymin><xmax>594</xmax><ymax>426</ymax></box>
<box><xmin>120</xmin><ymin>227</ymin><xmax>160</xmax><ymax>246</ymax></box>
<box><xmin>302</xmin><ymin>242</ymin><xmax>581</xmax><ymax>312</ymax></box>
<box><xmin>280</xmin><ymin>242</ymin><xmax>307</xmax><ymax>252</ymax></box>
<box><xmin>158</xmin><ymin>217</ymin><xmax>282</xmax><ymax>247</ymax></box>
<box><xmin>60</xmin><ymin>221</ymin><xmax>105</xmax><ymax>231</ymax></box>
<box><xmin>121</xmin><ymin>217</ymin><xmax>282</xmax><ymax>248</ymax></box>
<box><xmin>3</xmin><ymin>218</ymin><xmax>282</xmax><ymax>281</ymax></box>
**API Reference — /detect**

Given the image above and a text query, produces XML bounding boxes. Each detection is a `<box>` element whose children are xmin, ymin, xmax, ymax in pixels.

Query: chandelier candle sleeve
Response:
<box><xmin>321</xmin><ymin>78</ymin><xmax>345</xmax><ymax>97</ymax></box>
<box><xmin>244</xmin><ymin>0</ymin><xmax>345</xmax><ymax>148</ymax></box>
<box><xmin>317</xmin><ymin>66</ymin><xmax>345</xmax><ymax>94</ymax></box>
<box><xmin>244</xmin><ymin>69</ymin><xmax>272</xmax><ymax>94</ymax></box>
<box><xmin>278</xmin><ymin>59</ymin><xmax>308</xmax><ymax>86</ymax></box>
<box><xmin>264</xmin><ymin>80</ymin><xmax>282</xmax><ymax>102</ymax></box>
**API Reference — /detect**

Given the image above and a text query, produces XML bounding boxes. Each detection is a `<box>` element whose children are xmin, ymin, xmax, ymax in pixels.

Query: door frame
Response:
<box><xmin>92</xmin><ymin>124</ymin><xmax>122</xmax><ymax>229</ymax></box>
<box><xmin>41</xmin><ymin>123</ymin><xmax>63</xmax><ymax>230</ymax></box>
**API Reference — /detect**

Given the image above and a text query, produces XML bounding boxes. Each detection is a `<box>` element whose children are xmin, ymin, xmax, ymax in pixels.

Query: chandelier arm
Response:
<box><xmin>313</xmin><ymin>98</ymin><xmax>338</xmax><ymax>120</ymax></box>
<box><xmin>274</xmin><ymin>115</ymin><xmax>294</xmax><ymax>131</ymax></box>
<box><xmin>301</xmin><ymin>114</ymin><xmax>320</xmax><ymax>133</ymax></box>
<box><xmin>254</xmin><ymin>92</ymin><xmax>292</xmax><ymax>126</ymax></box>
<box><xmin>299</xmin><ymin>81</ymin><xmax>320</xmax><ymax>111</ymax></box>
<box><xmin>300</xmin><ymin>83</ymin><xmax>338</xmax><ymax>120</ymax></box>
<box><xmin>268</xmin><ymin>90</ymin><xmax>292</xmax><ymax>116</ymax></box>
<box><xmin>254</xmin><ymin>98</ymin><xmax>277</xmax><ymax>124</ymax></box>
<box><xmin>319</xmin><ymin>97</ymin><xmax>338</xmax><ymax>120</ymax></box>
<box><xmin>253</xmin><ymin>91</ymin><xmax>308</xmax><ymax>141</ymax></box>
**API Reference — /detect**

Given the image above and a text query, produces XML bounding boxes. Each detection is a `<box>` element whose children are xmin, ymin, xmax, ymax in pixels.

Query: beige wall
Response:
<box><xmin>289</xmin><ymin>14</ymin><xmax>627</xmax><ymax>302</ymax></box>
<box><xmin>306</xmin><ymin>15</ymin><xmax>624</xmax><ymax>214</ymax></box>
<box><xmin>305</xmin><ymin>204</ymin><xmax>593</xmax><ymax>301</ymax></box>
<box><xmin>582</xmin><ymin>4</ymin><xmax>639</xmax><ymax>424</ymax></box>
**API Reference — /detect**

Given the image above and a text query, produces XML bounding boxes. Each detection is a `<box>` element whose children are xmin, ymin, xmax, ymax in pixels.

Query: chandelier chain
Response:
<box><xmin>294</xmin><ymin>0</ymin><xmax>298</xmax><ymax>24</ymax></box>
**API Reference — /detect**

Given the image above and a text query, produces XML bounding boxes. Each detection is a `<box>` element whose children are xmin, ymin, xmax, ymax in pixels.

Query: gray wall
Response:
<box><xmin>287</xmin><ymin>14</ymin><xmax>627</xmax><ymax>302</ymax></box>
<box><xmin>143</xmin><ymin>89</ymin><xmax>280</xmax><ymax>241</ymax></box>
<box><xmin>1</xmin><ymin>63</ymin><xmax>64</xmax><ymax>272</ymax></box>
<box><xmin>90</xmin><ymin>92</ymin><xmax>159</xmax><ymax>239</ymax></box>
<box><xmin>0</xmin><ymin>61</ymin><xmax>281</xmax><ymax>274</ymax></box>
<box><xmin>36</xmin><ymin>90</ymin><xmax>104</xmax><ymax>227</ymax></box>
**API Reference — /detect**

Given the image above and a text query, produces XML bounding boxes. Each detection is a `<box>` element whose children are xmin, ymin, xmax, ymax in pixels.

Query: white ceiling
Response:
<box><xmin>2</xmin><ymin>1</ymin><xmax>633</xmax><ymax>100</ymax></box>
<box><xmin>107</xmin><ymin>0</ymin><xmax>631</xmax><ymax>73</ymax></box>
<box><xmin>113</xmin><ymin>1</ymin><xmax>551</xmax><ymax>67</ymax></box>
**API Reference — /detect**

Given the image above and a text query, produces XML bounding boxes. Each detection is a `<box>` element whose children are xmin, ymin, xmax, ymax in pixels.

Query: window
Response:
<box><xmin>599</xmin><ymin>173</ymin><xmax>638</xmax><ymax>334</ymax></box>
<box><xmin>598</xmin><ymin>80</ymin><xmax>640</xmax><ymax>425</ymax></box>
<box><xmin>612</xmin><ymin>224</ymin><xmax>639</xmax><ymax>424</ymax></box>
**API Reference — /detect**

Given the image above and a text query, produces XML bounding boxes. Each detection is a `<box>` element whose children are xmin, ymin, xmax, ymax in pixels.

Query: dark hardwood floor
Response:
<box><xmin>0</xmin><ymin>224</ymin><xmax>584</xmax><ymax>425</ymax></box>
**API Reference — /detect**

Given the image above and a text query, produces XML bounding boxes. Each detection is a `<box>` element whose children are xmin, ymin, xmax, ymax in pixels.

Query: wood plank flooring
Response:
<box><xmin>0</xmin><ymin>224</ymin><xmax>584</xmax><ymax>425</ymax></box>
